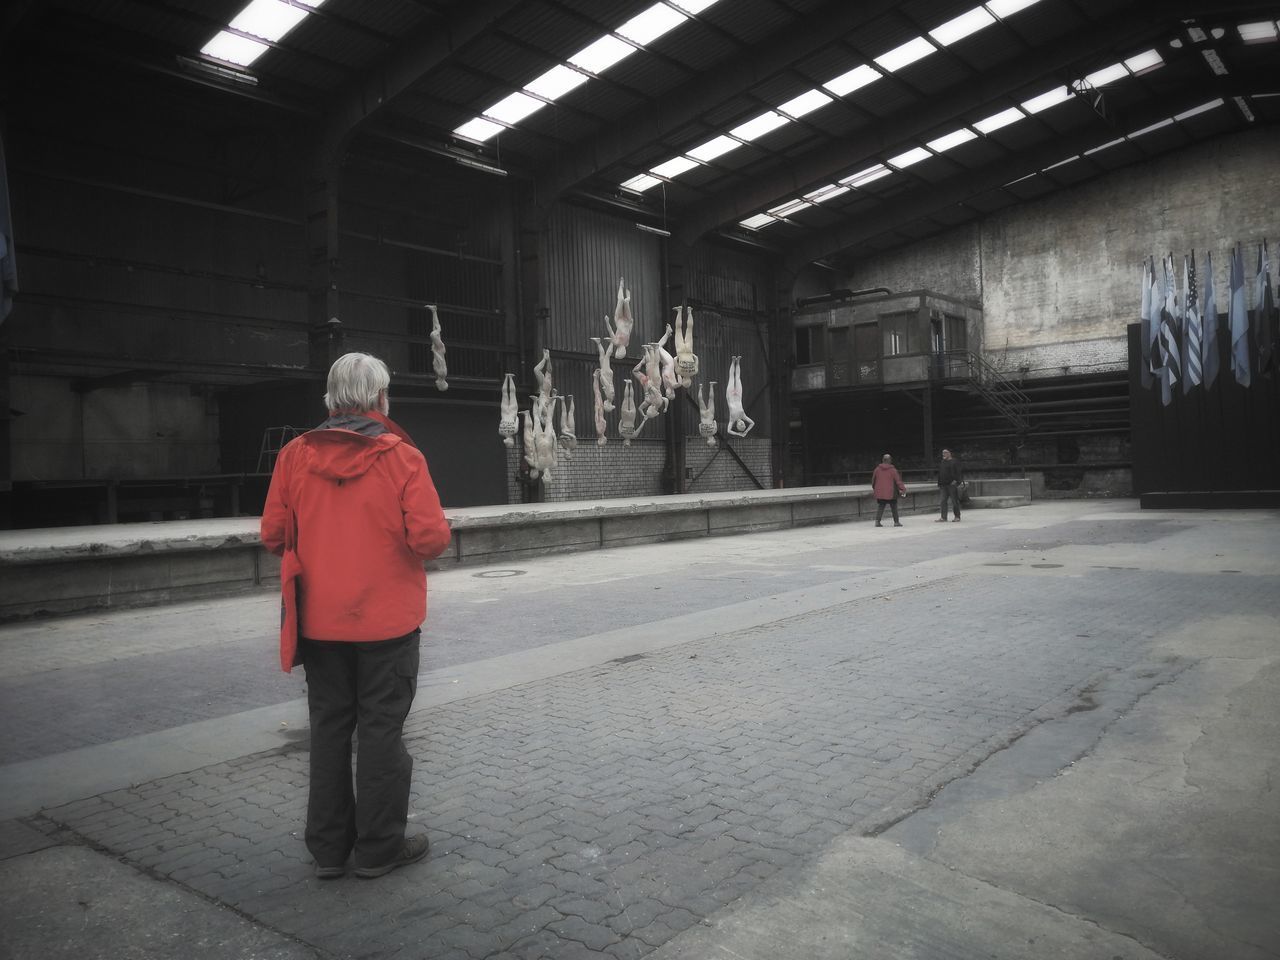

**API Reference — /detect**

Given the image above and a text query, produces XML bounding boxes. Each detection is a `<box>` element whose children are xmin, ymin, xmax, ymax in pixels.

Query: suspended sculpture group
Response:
<box><xmin>498</xmin><ymin>276</ymin><xmax>755</xmax><ymax>484</ymax></box>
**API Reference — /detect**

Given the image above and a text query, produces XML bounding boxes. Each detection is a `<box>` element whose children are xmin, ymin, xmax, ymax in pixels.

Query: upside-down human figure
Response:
<box><xmin>533</xmin><ymin>349</ymin><xmax>553</xmax><ymax>409</ymax></box>
<box><xmin>619</xmin><ymin>381</ymin><xmax>639</xmax><ymax>446</ymax></box>
<box><xmin>697</xmin><ymin>380</ymin><xmax>718</xmax><ymax>448</ymax></box>
<box><xmin>590</xmin><ymin>336</ymin><xmax>616</xmax><ymax>412</ymax></box>
<box><xmin>654</xmin><ymin>324</ymin><xmax>678</xmax><ymax>398</ymax></box>
<box><xmin>592</xmin><ymin>374</ymin><xmax>608</xmax><ymax>446</ymax></box>
<box><xmin>498</xmin><ymin>373</ymin><xmax>518</xmax><ymax>447</ymax></box>
<box><xmin>558</xmin><ymin>394</ymin><xmax>577</xmax><ymax>457</ymax></box>
<box><xmin>673</xmin><ymin>305</ymin><xmax>698</xmax><ymax>387</ymax></box>
<box><xmin>725</xmin><ymin>356</ymin><xmax>755</xmax><ymax>438</ymax></box>
<box><xmin>428</xmin><ymin>305</ymin><xmax>448</xmax><ymax>391</ymax></box>
<box><xmin>604</xmin><ymin>277</ymin><xmax>634</xmax><ymax>359</ymax></box>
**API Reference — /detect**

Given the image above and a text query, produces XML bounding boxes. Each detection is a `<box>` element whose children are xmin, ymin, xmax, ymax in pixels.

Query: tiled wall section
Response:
<box><xmin>505</xmin><ymin>437</ymin><xmax>772</xmax><ymax>503</ymax></box>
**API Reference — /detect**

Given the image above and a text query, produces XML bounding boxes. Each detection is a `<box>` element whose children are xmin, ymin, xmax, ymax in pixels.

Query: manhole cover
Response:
<box><xmin>472</xmin><ymin>569</ymin><xmax>527</xmax><ymax>578</ymax></box>
<box><xmin>1031</xmin><ymin>563</ymin><xmax>1063</xmax><ymax>568</ymax></box>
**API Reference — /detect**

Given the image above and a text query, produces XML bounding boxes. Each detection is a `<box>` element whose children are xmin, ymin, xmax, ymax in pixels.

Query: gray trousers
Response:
<box><xmin>301</xmin><ymin>630</ymin><xmax>420</xmax><ymax>869</ymax></box>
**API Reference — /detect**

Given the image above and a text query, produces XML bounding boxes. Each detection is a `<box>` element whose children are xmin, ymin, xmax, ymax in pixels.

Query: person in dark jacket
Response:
<box><xmin>870</xmin><ymin>454</ymin><xmax>906</xmax><ymax>527</ymax></box>
<box><xmin>937</xmin><ymin>448</ymin><xmax>963</xmax><ymax>522</ymax></box>
<box><xmin>262</xmin><ymin>352</ymin><xmax>451</xmax><ymax>880</ymax></box>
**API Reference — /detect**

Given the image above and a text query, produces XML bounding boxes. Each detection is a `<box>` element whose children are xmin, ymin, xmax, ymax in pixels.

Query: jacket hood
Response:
<box><xmin>300</xmin><ymin>415</ymin><xmax>402</xmax><ymax>481</ymax></box>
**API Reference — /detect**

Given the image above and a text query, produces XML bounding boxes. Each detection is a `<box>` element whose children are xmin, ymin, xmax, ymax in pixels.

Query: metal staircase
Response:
<box><xmin>939</xmin><ymin>351</ymin><xmax>1030</xmax><ymax>437</ymax></box>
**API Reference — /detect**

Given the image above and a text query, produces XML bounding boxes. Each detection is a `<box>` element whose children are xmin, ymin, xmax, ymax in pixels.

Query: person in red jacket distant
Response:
<box><xmin>870</xmin><ymin>453</ymin><xmax>907</xmax><ymax>527</ymax></box>
<box><xmin>261</xmin><ymin>352</ymin><xmax>451</xmax><ymax>880</ymax></box>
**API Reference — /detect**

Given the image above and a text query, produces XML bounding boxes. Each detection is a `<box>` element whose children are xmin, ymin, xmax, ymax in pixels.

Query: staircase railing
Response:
<box><xmin>936</xmin><ymin>351</ymin><xmax>1030</xmax><ymax>436</ymax></box>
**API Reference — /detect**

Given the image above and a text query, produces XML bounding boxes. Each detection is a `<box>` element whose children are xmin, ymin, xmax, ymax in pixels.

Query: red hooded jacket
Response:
<box><xmin>870</xmin><ymin>462</ymin><xmax>906</xmax><ymax>500</ymax></box>
<box><xmin>260</xmin><ymin>411</ymin><xmax>451</xmax><ymax>652</ymax></box>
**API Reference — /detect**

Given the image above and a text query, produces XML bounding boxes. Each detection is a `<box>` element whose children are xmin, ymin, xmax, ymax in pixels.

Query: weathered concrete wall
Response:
<box><xmin>843</xmin><ymin>126</ymin><xmax>1280</xmax><ymax>379</ymax></box>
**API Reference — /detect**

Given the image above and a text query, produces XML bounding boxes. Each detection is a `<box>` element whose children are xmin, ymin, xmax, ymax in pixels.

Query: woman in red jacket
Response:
<box><xmin>261</xmin><ymin>352</ymin><xmax>451</xmax><ymax>880</ymax></box>
<box><xmin>870</xmin><ymin>453</ymin><xmax>907</xmax><ymax>527</ymax></box>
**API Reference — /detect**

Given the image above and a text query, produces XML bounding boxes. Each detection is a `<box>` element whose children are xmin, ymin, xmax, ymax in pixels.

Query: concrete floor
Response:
<box><xmin>0</xmin><ymin>500</ymin><xmax>1277</xmax><ymax>960</ymax></box>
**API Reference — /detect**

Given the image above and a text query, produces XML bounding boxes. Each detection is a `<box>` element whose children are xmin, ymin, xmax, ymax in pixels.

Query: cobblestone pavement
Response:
<box><xmin>6</xmin><ymin>502</ymin><xmax>1279</xmax><ymax>959</ymax></box>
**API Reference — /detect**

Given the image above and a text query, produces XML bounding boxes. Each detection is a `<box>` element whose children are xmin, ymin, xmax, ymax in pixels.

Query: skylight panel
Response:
<box><xmin>686</xmin><ymin>135</ymin><xmax>739</xmax><ymax>163</ymax></box>
<box><xmin>730</xmin><ymin>111</ymin><xmax>790</xmax><ymax>142</ymax></box>
<box><xmin>1124</xmin><ymin>49</ymin><xmax>1163</xmax><ymax>74</ymax></box>
<box><xmin>887</xmin><ymin>146</ymin><xmax>932</xmax><ymax>169</ymax></box>
<box><xmin>569</xmin><ymin>34</ymin><xmax>636</xmax><ymax>74</ymax></box>
<box><xmin>617</xmin><ymin>4</ymin><xmax>687</xmax><ymax>46</ymax></box>
<box><xmin>778</xmin><ymin>89</ymin><xmax>833</xmax><ymax>120</ymax></box>
<box><xmin>670</xmin><ymin>0</ymin><xmax>720</xmax><ymax>13</ymax></box>
<box><xmin>202</xmin><ymin>32</ymin><xmax>269</xmax><ymax>67</ymax></box>
<box><xmin>930</xmin><ymin>7</ymin><xmax>995</xmax><ymax>46</ymax></box>
<box><xmin>484</xmin><ymin>91</ymin><xmax>546</xmax><ymax>125</ymax></box>
<box><xmin>524</xmin><ymin>65</ymin><xmax>589</xmax><ymax>101</ymax></box>
<box><xmin>201</xmin><ymin>0</ymin><xmax>322</xmax><ymax>67</ymax></box>
<box><xmin>741</xmin><ymin>213</ymin><xmax>778</xmax><ymax>230</ymax></box>
<box><xmin>454</xmin><ymin>117</ymin><xmax>505</xmax><ymax>143</ymax></box>
<box><xmin>1238</xmin><ymin>21</ymin><xmax>1278</xmax><ymax>42</ymax></box>
<box><xmin>840</xmin><ymin>164</ymin><xmax>891</xmax><ymax>187</ymax></box>
<box><xmin>1127</xmin><ymin>118</ymin><xmax>1173</xmax><ymax>138</ymax></box>
<box><xmin>875</xmin><ymin>36</ymin><xmax>936</xmax><ymax>72</ymax></box>
<box><xmin>1084</xmin><ymin>63</ymin><xmax>1128</xmax><ymax>87</ymax></box>
<box><xmin>622</xmin><ymin>173</ymin><xmax>664</xmax><ymax>193</ymax></box>
<box><xmin>768</xmin><ymin>198</ymin><xmax>812</xmax><ymax>218</ymax></box>
<box><xmin>986</xmin><ymin>0</ymin><xmax>1042</xmax><ymax>17</ymax></box>
<box><xmin>1175</xmin><ymin>99</ymin><xmax>1224</xmax><ymax>121</ymax></box>
<box><xmin>823</xmin><ymin>64</ymin><xmax>879</xmax><ymax>97</ymax></box>
<box><xmin>1021</xmin><ymin>85</ymin><xmax>1072</xmax><ymax>114</ymax></box>
<box><xmin>1042</xmin><ymin>155</ymin><xmax>1079</xmax><ymax>171</ymax></box>
<box><xmin>926</xmin><ymin>128</ymin><xmax>977</xmax><ymax>153</ymax></box>
<box><xmin>804</xmin><ymin>183</ymin><xmax>851</xmax><ymax>204</ymax></box>
<box><xmin>650</xmin><ymin>156</ymin><xmax>700</xmax><ymax>179</ymax></box>
<box><xmin>974</xmin><ymin>106</ymin><xmax>1024</xmax><ymax>133</ymax></box>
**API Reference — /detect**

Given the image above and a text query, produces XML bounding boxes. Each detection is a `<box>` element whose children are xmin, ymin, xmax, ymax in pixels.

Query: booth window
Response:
<box><xmin>881</xmin><ymin>312</ymin><xmax>915</xmax><ymax>356</ymax></box>
<box><xmin>795</xmin><ymin>325</ymin><xmax>826</xmax><ymax>365</ymax></box>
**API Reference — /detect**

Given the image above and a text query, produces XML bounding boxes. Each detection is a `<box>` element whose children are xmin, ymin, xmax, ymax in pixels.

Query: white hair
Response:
<box><xmin>324</xmin><ymin>352</ymin><xmax>390</xmax><ymax>413</ymax></box>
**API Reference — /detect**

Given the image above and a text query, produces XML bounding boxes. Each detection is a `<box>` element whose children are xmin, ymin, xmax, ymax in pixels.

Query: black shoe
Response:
<box><xmin>354</xmin><ymin>833</ymin><xmax>430</xmax><ymax>879</ymax></box>
<box><xmin>893</xmin><ymin>522</ymin><xmax>903</xmax><ymax>527</ymax></box>
<box><xmin>875</xmin><ymin>522</ymin><xmax>882</xmax><ymax>527</ymax></box>
<box><xmin>315</xmin><ymin>863</ymin><xmax>346</xmax><ymax>880</ymax></box>
<box><xmin>953</xmin><ymin>517</ymin><xmax>961</xmax><ymax>522</ymax></box>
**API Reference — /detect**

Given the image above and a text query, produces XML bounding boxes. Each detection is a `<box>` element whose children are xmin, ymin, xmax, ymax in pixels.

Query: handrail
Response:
<box><xmin>935</xmin><ymin>351</ymin><xmax>1030</xmax><ymax>435</ymax></box>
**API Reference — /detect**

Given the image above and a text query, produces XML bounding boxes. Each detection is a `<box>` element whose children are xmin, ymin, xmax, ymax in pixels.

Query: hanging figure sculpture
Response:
<box><xmin>520</xmin><ymin>409</ymin><xmax>540</xmax><ymax>480</ymax></box>
<box><xmin>654</xmin><ymin>325</ymin><xmax>679</xmax><ymax>399</ymax></box>
<box><xmin>498</xmin><ymin>373</ymin><xmax>518</xmax><ymax>447</ymax></box>
<box><xmin>592</xmin><ymin>373</ymin><xmax>608</xmax><ymax>446</ymax></box>
<box><xmin>604</xmin><ymin>277</ymin><xmax>634</xmax><ymax>359</ymax></box>
<box><xmin>429</xmin><ymin>305</ymin><xmax>448</xmax><ymax>391</ymax></box>
<box><xmin>725</xmin><ymin>356</ymin><xmax>755</xmax><ymax>438</ymax></box>
<box><xmin>634</xmin><ymin>343</ymin><xmax>667</xmax><ymax>423</ymax></box>
<box><xmin>619</xmin><ymin>380</ymin><xmax>639</xmax><ymax>446</ymax></box>
<box><xmin>533</xmin><ymin>349</ymin><xmax>554</xmax><ymax>409</ymax></box>
<box><xmin>589</xmin><ymin>336</ymin><xmax>616</xmax><ymax>412</ymax></box>
<box><xmin>673</xmin><ymin>305</ymin><xmax>699</xmax><ymax>387</ymax></box>
<box><xmin>558</xmin><ymin>394</ymin><xmax>577</xmax><ymax>457</ymax></box>
<box><xmin>533</xmin><ymin>398</ymin><xmax>558</xmax><ymax>482</ymax></box>
<box><xmin>697</xmin><ymin>380</ymin><xmax>718</xmax><ymax>448</ymax></box>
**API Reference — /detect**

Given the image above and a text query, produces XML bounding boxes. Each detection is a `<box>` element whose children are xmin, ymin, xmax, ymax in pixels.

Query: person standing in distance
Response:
<box><xmin>261</xmin><ymin>352</ymin><xmax>451</xmax><ymax>879</ymax></box>
<box><xmin>870</xmin><ymin>454</ymin><xmax>906</xmax><ymax>527</ymax></box>
<box><xmin>937</xmin><ymin>447</ymin><xmax>963</xmax><ymax>522</ymax></box>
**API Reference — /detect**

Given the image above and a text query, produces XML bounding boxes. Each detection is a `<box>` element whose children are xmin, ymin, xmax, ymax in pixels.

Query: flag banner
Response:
<box><xmin>1202</xmin><ymin>250</ymin><xmax>1220</xmax><ymax>389</ymax></box>
<box><xmin>1229</xmin><ymin>243</ymin><xmax>1250</xmax><ymax>387</ymax></box>
<box><xmin>1257</xmin><ymin>241</ymin><xmax>1276</xmax><ymax>377</ymax></box>
<box><xmin>1139</xmin><ymin>258</ymin><xmax>1153</xmax><ymax>388</ymax></box>
<box><xmin>1183</xmin><ymin>253</ymin><xmax>1202</xmax><ymax>391</ymax></box>
<box><xmin>1159</xmin><ymin>253</ymin><xmax>1181</xmax><ymax>406</ymax></box>
<box><xmin>1149</xmin><ymin>255</ymin><xmax>1164</xmax><ymax>375</ymax></box>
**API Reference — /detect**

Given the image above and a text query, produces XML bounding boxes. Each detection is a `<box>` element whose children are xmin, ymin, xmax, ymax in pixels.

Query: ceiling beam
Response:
<box><xmin>676</xmin><ymin>1</ymin><xmax>1168</xmax><ymax>246</ymax></box>
<box><xmin>783</xmin><ymin>72</ymin><xmax>1267</xmax><ymax>271</ymax></box>
<box><xmin>536</xmin><ymin>0</ymin><xmax>905</xmax><ymax>202</ymax></box>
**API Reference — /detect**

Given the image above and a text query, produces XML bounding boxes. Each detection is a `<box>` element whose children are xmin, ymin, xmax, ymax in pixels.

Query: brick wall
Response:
<box><xmin>505</xmin><ymin>436</ymin><xmax>772</xmax><ymax>503</ymax></box>
<box><xmin>842</xmin><ymin>126</ymin><xmax>1280</xmax><ymax>380</ymax></box>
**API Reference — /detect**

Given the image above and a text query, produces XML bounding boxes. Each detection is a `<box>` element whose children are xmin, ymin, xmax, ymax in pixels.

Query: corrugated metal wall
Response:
<box><xmin>543</xmin><ymin>204</ymin><xmax>662</xmax><ymax>357</ymax></box>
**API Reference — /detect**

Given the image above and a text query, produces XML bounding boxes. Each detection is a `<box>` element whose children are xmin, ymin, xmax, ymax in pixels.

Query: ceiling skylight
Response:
<box><xmin>1021</xmin><ymin>86</ymin><xmax>1072</xmax><ymax>114</ymax></box>
<box><xmin>617</xmin><ymin>4</ymin><xmax>687</xmax><ymax>46</ymax></box>
<box><xmin>650</xmin><ymin>156</ymin><xmax>700</xmax><ymax>179</ymax></box>
<box><xmin>804</xmin><ymin>183</ymin><xmax>851</xmax><ymax>203</ymax></box>
<box><xmin>927</xmin><ymin>128</ymin><xmax>978</xmax><ymax>153</ymax></box>
<box><xmin>875</xmin><ymin>36</ymin><xmax>936</xmax><ymax>73</ymax></box>
<box><xmin>887</xmin><ymin>146</ymin><xmax>933</xmax><ymax>169</ymax></box>
<box><xmin>1124</xmin><ymin>50</ymin><xmax>1163</xmax><ymax>73</ymax></box>
<box><xmin>687</xmin><ymin>135</ymin><xmax>740</xmax><ymax>162</ymax></box>
<box><xmin>768</xmin><ymin>198</ymin><xmax>812</xmax><ymax>218</ymax></box>
<box><xmin>622</xmin><ymin>173</ymin><xmax>663</xmax><ymax>192</ymax></box>
<box><xmin>731</xmin><ymin>111</ymin><xmax>790</xmax><ymax>142</ymax></box>
<box><xmin>839</xmin><ymin>164</ymin><xmax>892</xmax><ymax>187</ymax></box>
<box><xmin>1083</xmin><ymin>63</ymin><xmax>1128</xmax><ymax>87</ymax></box>
<box><xmin>1174</xmin><ymin>98</ymin><xmax>1224</xmax><ymax>121</ymax></box>
<box><xmin>740</xmin><ymin>213</ymin><xmax>778</xmax><ymax>230</ymax></box>
<box><xmin>823</xmin><ymin>64</ymin><xmax>878</xmax><ymax>97</ymax></box>
<box><xmin>779</xmin><ymin>89</ymin><xmax>834</xmax><ymax>120</ymax></box>
<box><xmin>454</xmin><ymin>1</ymin><xmax>724</xmax><ymax>144</ymax></box>
<box><xmin>987</xmin><ymin>0</ymin><xmax>1041</xmax><ymax>16</ymax></box>
<box><xmin>1083</xmin><ymin>137</ymin><xmax>1126</xmax><ymax>155</ymax></box>
<box><xmin>201</xmin><ymin>0</ymin><xmax>323</xmax><ymax>67</ymax></box>
<box><xmin>930</xmin><ymin>7</ymin><xmax>996</xmax><ymax>46</ymax></box>
<box><xmin>974</xmin><ymin>106</ymin><xmax>1025</xmax><ymax>133</ymax></box>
